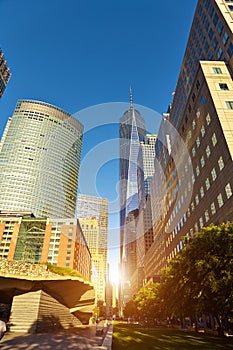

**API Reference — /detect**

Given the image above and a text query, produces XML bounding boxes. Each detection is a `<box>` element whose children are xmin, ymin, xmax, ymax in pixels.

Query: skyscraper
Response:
<box><xmin>0</xmin><ymin>100</ymin><xmax>83</xmax><ymax>218</ymax></box>
<box><xmin>0</xmin><ymin>48</ymin><xmax>11</xmax><ymax>98</ymax></box>
<box><xmin>145</xmin><ymin>0</ymin><xmax>233</xmax><ymax>281</ymax></box>
<box><xmin>77</xmin><ymin>194</ymin><xmax>108</xmax><ymax>301</ymax></box>
<box><xmin>131</xmin><ymin>134</ymin><xmax>157</xmax><ymax>293</ymax></box>
<box><xmin>119</xmin><ymin>89</ymin><xmax>146</xmax><ymax>310</ymax></box>
<box><xmin>119</xmin><ymin>89</ymin><xmax>146</xmax><ymax>229</ymax></box>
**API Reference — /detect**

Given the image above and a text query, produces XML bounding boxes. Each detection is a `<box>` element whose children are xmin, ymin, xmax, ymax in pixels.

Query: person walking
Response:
<box><xmin>0</xmin><ymin>318</ymin><xmax>6</xmax><ymax>340</ymax></box>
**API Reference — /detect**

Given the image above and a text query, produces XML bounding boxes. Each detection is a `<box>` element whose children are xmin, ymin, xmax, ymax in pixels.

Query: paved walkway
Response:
<box><xmin>0</xmin><ymin>322</ymin><xmax>113</xmax><ymax>350</ymax></box>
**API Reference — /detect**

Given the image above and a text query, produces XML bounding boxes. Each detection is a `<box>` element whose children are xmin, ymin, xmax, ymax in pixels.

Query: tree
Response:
<box><xmin>123</xmin><ymin>300</ymin><xmax>138</xmax><ymax>319</ymax></box>
<box><xmin>134</xmin><ymin>283</ymin><xmax>162</xmax><ymax>321</ymax></box>
<box><xmin>160</xmin><ymin>223</ymin><xmax>233</xmax><ymax>333</ymax></box>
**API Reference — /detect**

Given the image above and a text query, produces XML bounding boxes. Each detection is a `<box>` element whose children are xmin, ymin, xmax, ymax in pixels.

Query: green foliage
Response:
<box><xmin>126</xmin><ymin>223</ymin><xmax>233</xmax><ymax>331</ymax></box>
<box><xmin>45</xmin><ymin>262</ymin><xmax>89</xmax><ymax>281</ymax></box>
<box><xmin>160</xmin><ymin>222</ymin><xmax>233</xmax><ymax>320</ymax></box>
<box><xmin>134</xmin><ymin>283</ymin><xmax>162</xmax><ymax>319</ymax></box>
<box><xmin>123</xmin><ymin>300</ymin><xmax>138</xmax><ymax>318</ymax></box>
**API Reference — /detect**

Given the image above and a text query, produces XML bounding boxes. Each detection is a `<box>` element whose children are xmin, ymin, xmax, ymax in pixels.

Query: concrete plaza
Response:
<box><xmin>0</xmin><ymin>322</ymin><xmax>113</xmax><ymax>350</ymax></box>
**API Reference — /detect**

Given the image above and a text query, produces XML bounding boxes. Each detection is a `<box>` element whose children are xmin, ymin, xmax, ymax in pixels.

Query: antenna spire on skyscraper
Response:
<box><xmin>130</xmin><ymin>86</ymin><xmax>133</xmax><ymax>109</ymax></box>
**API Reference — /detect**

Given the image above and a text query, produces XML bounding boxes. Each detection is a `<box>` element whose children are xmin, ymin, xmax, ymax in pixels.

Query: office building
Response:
<box><xmin>0</xmin><ymin>212</ymin><xmax>92</xmax><ymax>280</ymax></box>
<box><xmin>0</xmin><ymin>100</ymin><xmax>83</xmax><ymax>218</ymax></box>
<box><xmin>145</xmin><ymin>0</ymin><xmax>233</xmax><ymax>281</ymax></box>
<box><xmin>77</xmin><ymin>194</ymin><xmax>108</xmax><ymax>301</ymax></box>
<box><xmin>0</xmin><ymin>48</ymin><xmax>11</xmax><ymax>98</ymax></box>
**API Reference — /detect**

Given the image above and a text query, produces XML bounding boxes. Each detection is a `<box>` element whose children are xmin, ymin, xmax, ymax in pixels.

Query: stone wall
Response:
<box><xmin>0</xmin><ymin>257</ymin><xmax>57</xmax><ymax>278</ymax></box>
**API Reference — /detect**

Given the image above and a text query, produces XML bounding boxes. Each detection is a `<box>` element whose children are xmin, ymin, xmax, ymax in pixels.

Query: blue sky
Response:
<box><xmin>0</xmin><ymin>0</ymin><xmax>197</xmax><ymax>281</ymax></box>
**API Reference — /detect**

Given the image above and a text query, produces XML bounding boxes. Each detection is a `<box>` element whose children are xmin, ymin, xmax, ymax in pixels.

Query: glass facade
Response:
<box><xmin>119</xmin><ymin>106</ymin><xmax>146</xmax><ymax>229</ymax></box>
<box><xmin>0</xmin><ymin>100</ymin><xmax>83</xmax><ymax>218</ymax></box>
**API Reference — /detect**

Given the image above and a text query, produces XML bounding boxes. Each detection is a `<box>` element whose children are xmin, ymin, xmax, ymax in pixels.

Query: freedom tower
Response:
<box><xmin>119</xmin><ymin>89</ymin><xmax>146</xmax><ymax>309</ymax></box>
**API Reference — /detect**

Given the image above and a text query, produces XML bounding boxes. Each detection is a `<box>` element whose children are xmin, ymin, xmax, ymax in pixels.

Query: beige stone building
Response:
<box><xmin>77</xmin><ymin>194</ymin><xmax>108</xmax><ymax>302</ymax></box>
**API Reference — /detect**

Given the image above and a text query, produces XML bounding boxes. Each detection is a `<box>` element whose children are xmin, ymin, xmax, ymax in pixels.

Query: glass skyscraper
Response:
<box><xmin>0</xmin><ymin>100</ymin><xmax>83</xmax><ymax>218</ymax></box>
<box><xmin>119</xmin><ymin>91</ymin><xmax>146</xmax><ymax>310</ymax></box>
<box><xmin>119</xmin><ymin>92</ymin><xmax>146</xmax><ymax>233</ymax></box>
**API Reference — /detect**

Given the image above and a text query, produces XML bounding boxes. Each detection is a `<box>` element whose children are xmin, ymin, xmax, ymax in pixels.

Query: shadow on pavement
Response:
<box><xmin>0</xmin><ymin>325</ymin><xmax>102</xmax><ymax>349</ymax></box>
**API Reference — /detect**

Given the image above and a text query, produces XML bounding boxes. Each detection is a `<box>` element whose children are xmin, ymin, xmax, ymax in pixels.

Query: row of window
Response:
<box><xmin>166</xmin><ymin>181</ymin><xmax>232</xmax><ymax>254</ymax></box>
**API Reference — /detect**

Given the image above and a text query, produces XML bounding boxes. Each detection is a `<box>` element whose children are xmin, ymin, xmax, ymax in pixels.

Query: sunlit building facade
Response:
<box><xmin>0</xmin><ymin>212</ymin><xmax>92</xmax><ymax>280</ymax></box>
<box><xmin>0</xmin><ymin>100</ymin><xmax>83</xmax><ymax>218</ymax></box>
<box><xmin>77</xmin><ymin>194</ymin><xmax>108</xmax><ymax>301</ymax></box>
<box><xmin>145</xmin><ymin>0</ymin><xmax>233</xmax><ymax>281</ymax></box>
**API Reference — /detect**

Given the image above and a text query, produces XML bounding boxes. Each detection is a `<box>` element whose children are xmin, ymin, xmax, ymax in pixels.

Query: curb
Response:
<box><xmin>100</xmin><ymin>323</ymin><xmax>113</xmax><ymax>349</ymax></box>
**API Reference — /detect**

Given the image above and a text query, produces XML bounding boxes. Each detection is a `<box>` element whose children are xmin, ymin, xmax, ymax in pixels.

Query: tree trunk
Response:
<box><xmin>215</xmin><ymin>315</ymin><xmax>224</xmax><ymax>336</ymax></box>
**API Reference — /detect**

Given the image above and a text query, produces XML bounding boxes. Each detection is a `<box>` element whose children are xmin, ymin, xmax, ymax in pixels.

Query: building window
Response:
<box><xmin>211</xmin><ymin>168</ymin><xmax>217</xmax><ymax>181</ymax></box>
<box><xmin>227</xmin><ymin>42</ymin><xmax>233</xmax><ymax>57</ymax></box>
<box><xmin>192</xmin><ymin>147</ymin><xmax>196</xmax><ymax>157</ymax></box>
<box><xmin>205</xmin><ymin>210</ymin><xmax>210</xmax><ymax>222</ymax></box>
<box><xmin>200</xmin><ymin>186</ymin><xmax>205</xmax><ymax>198</ymax></box>
<box><xmin>208</xmin><ymin>28</ymin><xmax>214</xmax><ymax>40</ymax></box>
<box><xmin>218</xmin><ymin>156</ymin><xmax>224</xmax><ymax>170</ymax></box>
<box><xmin>219</xmin><ymin>83</ymin><xmax>229</xmax><ymax>90</ymax></box>
<box><xmin>204</xmin><ymin>42</ymin><xmax>209</xmax><ymax>53</ymax></box>
<box><xmin>205</xmin><ymin>177</ymin><xmax>210</xmax><ymax>190</ymax></box>
<box><xmin>205</xmin><ymin>0</ymin><xmax>210</xmax><ymax>9</ymax></box>
<box><xmin>225</xmin><ymin>183</ymin><xmax>233</xmax><ymax>198</ymax></box>
<box><xmin>195</xmin><ymin>194</ymin><xmax>199</xmax><ymax>205</ymax></box>
<box><xmin>196</xmin><ymin>166</ymin><xmax>200</xmax><ymax>176</ymax></box>
<box><xmin>201</xmin><ymin>125</ymin><xmax>205</xmax><ymax>137</ymax></box>
<box><xmin>192</xmin><ymin>120</ymin><xmax>196</xmax><ymax>129</ymax></box>
<box><xmin>217</xmin><ymin>22</ymin><xmax>223</xmax><ymax>36</ymax></box>
<box><xmin>213</xmin><ymin>67</ymin><xmax>222</xmax><ymax>74</ymax></box>
<box><xmin>211</xmin><ymin>202</ymin><xmax>216</xmax><ymax>215</ymax></box>
<box><xmin>217</xmin><ymin>193</ymin><xmax>224</xmax><ymax>208</ymax></box>
<box><xmin>226</xmin><ymin>101</ymin><xmax>233</xmax><ymax>109</ymax></box>
<box><xmin>213</xmin><ymin>38</ymin><xmax>218</xmax><ymax>50</ymax></box>
<box><xmin>222</xmin><ymin>32</ymin><xmax>229</xmax><ymax>46</ymax></box>
<box><xmin>201</xmin><ymin>96</ymin><xmax>205</xmax><ymax>105</ymax></box>
<box><xmin>213</xmin><ymin>13</ymin><xmax>219</xmax><ymax>26</ymax></box>
<box><xmin>199</xmin><ymin>217</ymin><xmax>204</xmax><ymax>228</ymax></box>
<box><xmin>196</xmin><ymin>137</ymin><xmax>201</xmax><ymax>148</ymax></box>
<box><xmin>191</xmin><ymin>201</ymin><xmax>195</xmax><ymax>211</ymax></box>
<box><xmin>228</xmin><ymin>5</ymin><xmax>233</xmax><ymax>11</ymax></box>
<box><xmin>201</xmin><ymin>156</ymin><xmax>205</xmax><ymax>167</ymax></box>
<box><xmin>217</xmin><ymin>47</ymin><xmax>223</xmax><ymax>59</ymax></box>
<box><xmin>212</xmin><ymin>133</ymin><xmax>217</xmax><ymax>146</ymax></box>
<box><xmin>206</xmin><ymin>113</ymin><xmax>211</xmax><ymax>125</ymax></box>
<box><xmin>208</xmin><ymin>51</ymin><xmax>213</xmax><ymax>60</ymax></box>
<box><xmin>209</xmin><ymin>5</ymin><xmax>214</xmax><ymax>17</ymax></box>
<box><xmin>206</xmin><ymin>145</ymin><xmax>211</xmax><ymax>158</ymax></box>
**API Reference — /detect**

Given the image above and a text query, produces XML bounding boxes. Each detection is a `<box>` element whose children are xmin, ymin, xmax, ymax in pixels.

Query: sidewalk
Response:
<box><xmin>0</xmin><ymin>322</ymin><xmax>113</xmax><ymax>350</ymax></box>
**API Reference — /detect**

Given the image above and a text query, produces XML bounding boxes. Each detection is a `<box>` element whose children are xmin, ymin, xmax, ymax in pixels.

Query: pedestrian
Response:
<box><xmin>0</xmin><ymin>317</ymin><xmax>6</xmax><ymax>340</ymax></box>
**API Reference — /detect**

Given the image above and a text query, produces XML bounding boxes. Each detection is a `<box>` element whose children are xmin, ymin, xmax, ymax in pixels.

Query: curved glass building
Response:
<box><xmin>0</xmin><ymin>100</ymin><xmax>83</xmax><ymax>218</ymax></box>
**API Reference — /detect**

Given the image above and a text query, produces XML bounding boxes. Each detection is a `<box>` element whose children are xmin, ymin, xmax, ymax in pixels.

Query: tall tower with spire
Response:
<box><xmin>119</xmin><ymin>88</ymin><xmax>146</xmax><ymax>311</ymax></box>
